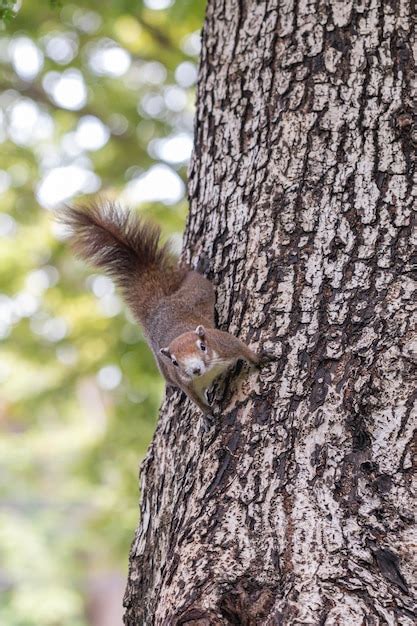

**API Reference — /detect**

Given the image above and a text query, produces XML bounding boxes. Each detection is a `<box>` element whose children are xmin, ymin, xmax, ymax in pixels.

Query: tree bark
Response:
<box><xmin>124</xmin><ymin>1</ymin><xmax>416</xmax><ymax>624</ymax></box>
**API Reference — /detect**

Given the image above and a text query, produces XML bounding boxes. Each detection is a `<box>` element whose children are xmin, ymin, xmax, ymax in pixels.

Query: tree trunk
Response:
<box><xmin>124</xmin><ymin>1</ymin><xmax>416</xmax><ymax>623</ymax></box>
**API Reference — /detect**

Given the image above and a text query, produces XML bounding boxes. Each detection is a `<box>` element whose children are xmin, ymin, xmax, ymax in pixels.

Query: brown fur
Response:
<box><xmin>60</xmin><ymin>202</ymin><xmax>262</xmax><ymax>416</ymax></box>
<box><xmin>58</xmin><ymin>201</ymin><xmax>186</xmax><ymax>325</ymax></box>
<box><xmin>159</xmin><ymin>327</ymin><xmax>260</xmax><ymax>414</ymax></box>
<box><xmin>167</xmin><ymin>329</ymin><xmax>259</xmax><ymax>368</ymax></box>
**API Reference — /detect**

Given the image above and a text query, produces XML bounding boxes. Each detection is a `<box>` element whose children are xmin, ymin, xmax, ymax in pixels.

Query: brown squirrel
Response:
<box><xmin>60</xmin><ymin>201</ymin><xmax>264</xmax><ymax>417</ymax></box>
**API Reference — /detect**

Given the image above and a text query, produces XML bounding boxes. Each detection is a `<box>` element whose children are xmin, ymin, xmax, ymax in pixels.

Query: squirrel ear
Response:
<box><xmin>160</xmin><ymin>347</ymin><xmax>170</xmax><ymax>359</ymax></box>
<box><xmin>195</xmin><ymin>325</ymin><xmax>205</xmax><ymax>338</ymax></box>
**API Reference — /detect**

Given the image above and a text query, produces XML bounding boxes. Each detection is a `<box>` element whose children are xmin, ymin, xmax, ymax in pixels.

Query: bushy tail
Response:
<box><xmin>58</xmin><ymin>201</ymin><xmax>185</xmax><ymax>320</ymax></box>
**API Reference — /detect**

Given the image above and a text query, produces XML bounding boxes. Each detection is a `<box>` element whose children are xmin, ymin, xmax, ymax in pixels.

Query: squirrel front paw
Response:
<box><xmin>256</xmin><ymin>349</ymin><xmax>278</xmax><ymax>367</ymax></box>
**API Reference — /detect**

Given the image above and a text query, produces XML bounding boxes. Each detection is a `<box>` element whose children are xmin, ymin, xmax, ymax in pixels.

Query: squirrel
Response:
<box><xmin>60</xmin><ymin>201</ymin><xmax>265</xmax><ymax>417</ymax></box>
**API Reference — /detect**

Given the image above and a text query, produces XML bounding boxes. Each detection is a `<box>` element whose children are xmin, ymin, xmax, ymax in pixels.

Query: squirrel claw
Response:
<box><xmin>256</xmin><ymin>350</ymin><xmax>277</xmax><ymax>368</ymax></box>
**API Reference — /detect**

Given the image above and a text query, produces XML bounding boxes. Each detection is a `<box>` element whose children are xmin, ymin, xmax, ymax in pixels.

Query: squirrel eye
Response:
<box><xmin>199</xmin><ymin>342</ymin><xmax>206</xmax><ymax>352</ymax></box>
<box><xmin>172</xmin><ymin>358</ymin><xmax>179</xmax><ymax>367</ymax></box>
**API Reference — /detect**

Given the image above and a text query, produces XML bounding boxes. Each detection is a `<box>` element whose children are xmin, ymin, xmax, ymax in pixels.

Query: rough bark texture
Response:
<box><xmin>124</xmin><ymin>1</ymin><xmax>416</xmax><ymax>624</ymax></box>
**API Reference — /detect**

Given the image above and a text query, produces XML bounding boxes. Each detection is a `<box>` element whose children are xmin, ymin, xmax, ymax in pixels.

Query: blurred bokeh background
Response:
<box><xmin>0</xmin><ymin>1</ymin><xmax>204</xmax><ymax>624</ymax></box>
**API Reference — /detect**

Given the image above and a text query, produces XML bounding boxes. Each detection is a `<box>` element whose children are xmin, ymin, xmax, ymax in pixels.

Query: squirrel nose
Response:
<box><xmin>192</xmin><ymin>367</ymin><xmax>201</xmax><ymax>376</ymax></box>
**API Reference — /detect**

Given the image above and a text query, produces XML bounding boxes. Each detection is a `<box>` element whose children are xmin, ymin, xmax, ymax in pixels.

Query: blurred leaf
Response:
<box><xmin>0</xmin><ymin>0</ymin><xmax>202</xmax><ymax>624</ymax></box>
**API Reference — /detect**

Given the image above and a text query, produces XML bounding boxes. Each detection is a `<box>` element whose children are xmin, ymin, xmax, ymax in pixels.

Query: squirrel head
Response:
<box><xmin>160</xmin><ymin>325</ymin><xmax>214</xmax><ymax>381</ymax></box>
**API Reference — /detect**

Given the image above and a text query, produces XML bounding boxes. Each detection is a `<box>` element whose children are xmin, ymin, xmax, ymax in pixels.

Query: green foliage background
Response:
<box><xmin>0</xmin><ymin>1</ymin><xmax>204</xmax><ymax>624</ymax></box>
